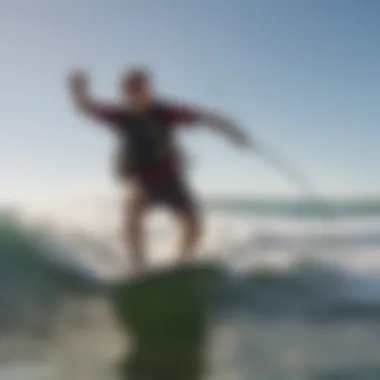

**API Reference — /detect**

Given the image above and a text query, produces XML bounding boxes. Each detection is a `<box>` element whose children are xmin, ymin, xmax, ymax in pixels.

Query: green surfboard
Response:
<box><xmin>109</xmin><ymin>262</ymin><xmax>227</xmax><ymax>380</ymax></box>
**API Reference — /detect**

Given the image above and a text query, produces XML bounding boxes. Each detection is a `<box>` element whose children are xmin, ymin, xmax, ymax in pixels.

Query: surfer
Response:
<box><xmin>67</xmin><ymin>67</ymin><xmax>251</xmax><ymax>273</ymax></box>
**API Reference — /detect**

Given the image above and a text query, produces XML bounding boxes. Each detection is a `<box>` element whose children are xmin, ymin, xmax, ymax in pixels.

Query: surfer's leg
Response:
<box><xmin>124</xmin><ymin>183</ymin><xmax>149</xmax><ymax>273</ymax></box>
<box><xmin>177</xmin><ymin>205</ymin><xmax>202</xmax><ymax>262</ymax></box>
<box><xmin>159</xmin><ymin>178</ymin><xmax>202</xmax><ymax>261</ymax></box>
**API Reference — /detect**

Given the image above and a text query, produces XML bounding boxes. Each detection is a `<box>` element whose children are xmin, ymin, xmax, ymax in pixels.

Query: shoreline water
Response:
<box><xmin>1</xmin><ymin>198</ymin><xmax>380</xmax><ymax>379</ymax></box>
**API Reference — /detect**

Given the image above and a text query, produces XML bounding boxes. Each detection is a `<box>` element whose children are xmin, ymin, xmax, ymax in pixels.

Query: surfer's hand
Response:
<box><xmin>230</xmin><ymin>130</ymin><xmax>252</xmax><ymax>149</ymax></box>
<box><xmin>68</xmin><ymin>70</ymin><xmax>90</xmax><ymax>95</ymax></box>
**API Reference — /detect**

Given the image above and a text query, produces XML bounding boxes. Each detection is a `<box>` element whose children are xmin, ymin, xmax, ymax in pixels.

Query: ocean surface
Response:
<box><xmin>2</xmin><ymin>197</ymin><xmax>380</xmax><ymax>380</ymax></box>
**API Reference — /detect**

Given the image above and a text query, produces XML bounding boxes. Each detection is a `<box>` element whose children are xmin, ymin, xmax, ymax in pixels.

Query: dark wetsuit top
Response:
<box><xmin>88</xmin><ymin>100</ymin><xmax>200</xmax><ymax>184</ymax></box>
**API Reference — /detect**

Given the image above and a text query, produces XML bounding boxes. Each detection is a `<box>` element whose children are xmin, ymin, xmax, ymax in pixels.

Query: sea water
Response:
<box><xmin>1</xmin><ymin>198</ymin><xmax>380</xmax><ymax>380</ymax></box>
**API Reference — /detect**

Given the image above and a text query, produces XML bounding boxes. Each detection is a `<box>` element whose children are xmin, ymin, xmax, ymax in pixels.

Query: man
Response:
<box><xmin>68</xmin><ymin>67</ymin><xmax>251</xmax><ymax>274</ymax></box>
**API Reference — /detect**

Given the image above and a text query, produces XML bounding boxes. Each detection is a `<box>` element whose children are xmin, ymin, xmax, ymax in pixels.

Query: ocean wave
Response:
<box><xmin>1</xmin><ymin>207</ymin><xmax>380</xmax><ymax>345</ymax></box>
<box><xmin>241</xmin><ymin>262</ymin><xmax>380</xmax><ymax>320</ymax></box>
<box><xmin>0</xmin><ymin>210</ymin><xmax>104</xmax><ymax>338</ymax></box>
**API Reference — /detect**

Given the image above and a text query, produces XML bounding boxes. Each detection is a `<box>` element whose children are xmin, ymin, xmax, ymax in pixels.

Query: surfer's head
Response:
<box><xmin>121</xmin><ymin>67</ymin><xmax>153</xmax><ymax>109</ymax></box>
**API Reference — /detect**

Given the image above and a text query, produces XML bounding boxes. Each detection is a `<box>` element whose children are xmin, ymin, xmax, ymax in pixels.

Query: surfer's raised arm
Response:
<box><xmin>67</xmin><ymin>70</ymin><xmax>123</xmax><ymax>127</ymax></box>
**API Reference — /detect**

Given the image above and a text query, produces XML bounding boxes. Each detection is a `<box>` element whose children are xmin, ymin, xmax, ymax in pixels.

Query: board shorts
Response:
<box><xmin>115</xmin><ymin>149</ymin><xmax>195</xmax><ymax>214</ymax></box>
<box><xmin>140</xmin><ymin>176</ymin><xmax>196</xmax><ymax>215</ymax></box>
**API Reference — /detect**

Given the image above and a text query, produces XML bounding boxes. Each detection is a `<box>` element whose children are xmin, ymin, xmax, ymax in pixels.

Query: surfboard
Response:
<box><xmin>109</xmin><ymin>261</ymin><xmax>227</xmax><ymax>380</ymax></box>
<box><xmin>110</xmin><ymin>261</ymin><xmax>226</xmax><ymax>333</ymax></box>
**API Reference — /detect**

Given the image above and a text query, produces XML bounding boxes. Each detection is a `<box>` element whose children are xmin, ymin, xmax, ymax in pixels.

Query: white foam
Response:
<box><xmin>19</xmin><ymin>201</ymin><xmax>380</xmax><ymax>279</ymax></box>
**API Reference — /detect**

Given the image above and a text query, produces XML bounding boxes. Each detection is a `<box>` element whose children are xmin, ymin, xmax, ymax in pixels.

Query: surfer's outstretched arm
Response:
<box><xmin>167</xmin><ymin>102</ymin><xmax>252</xmax><ymax>148</ymax></box>
<box><xmin>198</xmin><ymin>110</ymin><xmax>252</xmax><ymax>148</ymax></box>
<box><xmin>67</xmin><ymin>70</ymin><xmax>123</xmax><ymax>126</ymax></box>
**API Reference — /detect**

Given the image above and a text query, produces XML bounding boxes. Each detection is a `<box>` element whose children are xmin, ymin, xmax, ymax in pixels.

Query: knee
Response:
<box><xmin>184</xmin><ymin>209</ymin><xmax>202</xmax><ymax>237</ymax></box>
<box><xmin>125</xmin><ymin>207</ymin><xmax>145</xmax><ymax>239</ymax></box>
<box><xmin>125</xmin><ymin>203</ymin><xmax>145</xmax><ymax>233</ymax></box>
<box><xmin>125</xmin><ymin>212</ymin><xmax>140</xmax><ymax>235</ymax></box>
<box><xmin>124</xmin><ymin>185</ymin><xmax>147</xmax><ymax>232</ymax></box>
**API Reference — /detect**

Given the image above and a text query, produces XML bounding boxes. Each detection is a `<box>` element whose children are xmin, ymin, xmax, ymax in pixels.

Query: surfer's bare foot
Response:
<box><xmin>128</xmin><ymin>251</ymin><xmax>146</xmax><ymax>277</ymax></box>
<box><xmin>129</xmin><ymin>264</ymin><xmax>146</xmax><ymax>277</ymax></box>
<box><xmin>177</xmin><ymin>253</ymin><xmax>194</xmax><ymax>266</ymax></box>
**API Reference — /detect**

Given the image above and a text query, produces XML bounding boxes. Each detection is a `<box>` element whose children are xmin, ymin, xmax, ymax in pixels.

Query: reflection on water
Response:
<box><xmin>210</xmin><ymin>318</ymin><xmax>380</xmax><ymax>380</ymax></box>
<box><xmin>2</xmin><ymin>310</ymin><xmax>380</xmax><ymax>380</ymax></box>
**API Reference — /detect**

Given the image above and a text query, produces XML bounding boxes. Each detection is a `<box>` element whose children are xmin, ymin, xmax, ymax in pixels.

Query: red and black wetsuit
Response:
<box><xmin>89</xmin><ymin>99</ymin><xmax>201</xmax><ymax>213</ymax></box>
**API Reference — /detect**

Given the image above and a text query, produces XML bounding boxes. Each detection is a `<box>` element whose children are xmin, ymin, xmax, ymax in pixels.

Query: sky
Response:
<box><xmin>1</xmin><ymin>0</ymin><xmax>380</xmax><ymax>207</ymax></box>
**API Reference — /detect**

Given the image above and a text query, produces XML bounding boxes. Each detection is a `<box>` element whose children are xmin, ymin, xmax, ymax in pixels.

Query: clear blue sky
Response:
<box><xmin>1</xmin><ymin>0</ymin><xmax>380</xmax><ymax>205</ymax></box>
